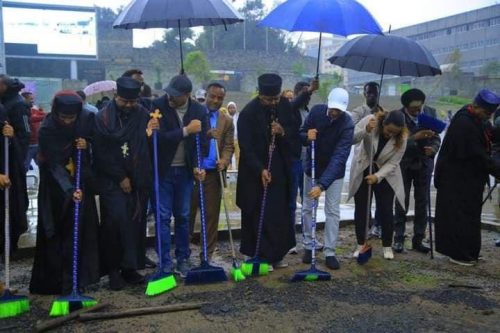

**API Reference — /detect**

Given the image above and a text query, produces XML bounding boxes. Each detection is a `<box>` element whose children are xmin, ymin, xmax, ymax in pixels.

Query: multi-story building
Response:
<box><xmin>302</xmin><ymin>35</ymin><xmax>345</xmax><ymax>75</ymax></box>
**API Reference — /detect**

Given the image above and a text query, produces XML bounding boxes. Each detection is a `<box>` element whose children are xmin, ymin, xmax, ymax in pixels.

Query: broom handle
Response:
<box><xmin>427</xmin><ymin>188</ymin><xmax>434</xmax><ymax>259</ymax></box>
<box><xmin>195</xmin><ymin>134</ymin><xmax>209</xmax><ymax>263</ymax></box>
<box><xmin>215</xmin><ymin>143</ymin><xmax>236</xmax><ymax>260</ymax></box>
<box><xmin>72</xmin><ymin>148</ymin><xmax>82</xmax><ymax>293</ymax></box>
<box><xmin>311</xmin><ymin>140</ymin><xmax>318</xmax><ymax>267</ymax></box>
<box><xmin>365</xmin><ymin>132</ymin><xmax>374</xmax><ymax>244</ymax></box>
<box><xmin>254</xmin><ymin>133</ymin><xmax>276</xmax><ymax>257</ymax></box>
<box><xmin>4</xmin><ymin>136</ymin><xmax>10</xmax><ymax>290</ymax></box>
<box><xmin>152</xmin><ymin>130</ymin><xmax>163</xmax><ymax>269</ymax></box>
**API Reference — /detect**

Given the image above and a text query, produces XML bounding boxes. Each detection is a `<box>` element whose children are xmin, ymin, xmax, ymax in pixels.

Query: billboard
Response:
<box><xmin>3</xmin><ymin>2</ymin><xmax>97</xmax><ymax>58</ymax></box>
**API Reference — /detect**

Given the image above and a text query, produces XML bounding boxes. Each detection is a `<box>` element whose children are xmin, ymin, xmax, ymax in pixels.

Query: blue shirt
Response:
<box><xmin>202</xmin><ymin>110</ymin><xmax>218</xmax><ymax>170</ymax></box>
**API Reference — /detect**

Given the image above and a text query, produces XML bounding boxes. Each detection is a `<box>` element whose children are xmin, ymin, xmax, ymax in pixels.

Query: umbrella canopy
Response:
<box><xmin>328</xmin><ymin>34</ymin><xmax>442</xmax><ymax>77</ymax></box>
<box><xmin>113</xmin><ymin>0</ymin><xmax>243</xmax><ymax>73</ymax></box>
<box><xmin>259</xmin><ymin>0</ymin><xmax>382</xmax><ymax>76</ymax></box>
<box><xmin>83</xmin><ymin>80</ymin><xmax>117</xmax><ymax>96</ymax></box>
<box><xmin>259</xmin><ymin>0</ymin><xmax>382</xmax><ymax>36</ymax></box>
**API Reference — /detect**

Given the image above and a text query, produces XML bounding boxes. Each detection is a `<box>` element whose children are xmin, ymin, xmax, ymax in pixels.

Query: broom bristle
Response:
<box><xmin>145</xmin><ymin>274</ymin><xmax>177</xmax><ymax>296</ymax></box>
<box><xmin>49</xmin><ymin>294</ymin><xmax>98</xmax><ymax>317</ymax></box>
<box><xmin>230</xmin><ymin>267</ymin><xmax>246</xmax><ymax>282</ymax></box>
<box><xmin>0</xmin><ymin>292</ymin><xmax>29</xmax><ymax>319</ymax></box>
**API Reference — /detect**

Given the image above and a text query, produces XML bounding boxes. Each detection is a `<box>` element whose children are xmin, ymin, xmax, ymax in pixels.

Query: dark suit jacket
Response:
<box><xmin>151</xmin><ymin>96</ymin><xmax>208</xmax><ymax>178</ymax></box>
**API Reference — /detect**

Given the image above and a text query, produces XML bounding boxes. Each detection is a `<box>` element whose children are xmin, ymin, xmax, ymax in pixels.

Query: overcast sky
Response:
<box><xmin>6</xmin><ymin>0</ymin><xmax>500</xmax><ymax>47</ymax></box>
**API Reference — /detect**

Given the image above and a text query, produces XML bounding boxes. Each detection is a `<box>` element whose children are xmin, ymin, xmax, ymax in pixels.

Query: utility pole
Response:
<box><xmin>0</xmin><ymin>0</ymin><xmax>6</xmax><ymax>74</ymax></box>
<box><xmin>243</xmin><ymin>20</ymin><xmax>246</xmax><ymax>50</ymax></box>
<box><xmin>212</xmin><ymin>27</ymin><xmax>215</xmax><ymax>50</ymax></box>
<box><xmin>265</xmin><ymin>28</ymin><xmax>268</xmax><ymax>53</ymax></box>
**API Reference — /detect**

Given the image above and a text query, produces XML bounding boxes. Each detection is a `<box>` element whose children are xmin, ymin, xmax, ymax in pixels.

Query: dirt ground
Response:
<box><xmin>2</xmin><ymin>224</ymin><xmax>500</xmax><ymax>333</ymax></box>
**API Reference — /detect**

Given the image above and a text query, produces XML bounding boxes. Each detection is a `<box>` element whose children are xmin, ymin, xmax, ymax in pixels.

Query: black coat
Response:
<box><xmin>151</xmin><ymin>96</ymin><xmax>208</xmax><ymax>178</ymax></box>
<box><xmin>1</xmin><ymin>92</ymin><xmax>31</xmax><ymax>159</ymax></box>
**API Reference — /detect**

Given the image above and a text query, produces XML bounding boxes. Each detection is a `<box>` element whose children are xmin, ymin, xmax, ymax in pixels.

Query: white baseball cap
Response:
<box><xmin>195</xmin><ymin>88</ymin><xmax>206</xmax><ymax>100</ymax></box>
<box><xmin>327</xmin><ymin>88</ymin><xmax>349</xmax><ymax>112</ymax></box>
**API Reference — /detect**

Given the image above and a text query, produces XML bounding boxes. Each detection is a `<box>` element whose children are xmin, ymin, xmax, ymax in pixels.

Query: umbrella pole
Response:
<box><xmin>315</xmin><ymin>32</ymin><xmax>322</xmax><ymax>79</ymax></box>
<box><xmin>376</xmin><ymin>59</ymin><xmax>387</xmax><ymax>109</ymax></box>
<box><xmin>178</xmin><ymin>21</ymin><xmax>184</xmax><ymax>75</ymax></box>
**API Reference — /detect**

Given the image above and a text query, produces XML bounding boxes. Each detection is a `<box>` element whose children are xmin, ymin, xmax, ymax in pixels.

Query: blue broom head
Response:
<box><xmin>146</xmin><ymin>270</ymin><xmax>177</xmax><ymax>296</ymax></box>
<box><xmin>417</xmin><ymin>112</ymin><xmax>447</xmax><ymax>134</ymax></box>
<box><xmin>357</xmin><ymin>246</ymin><xmax>373</xmax><ymax>265</ymax></box>
<box><xmin>0</xmin><ymin>290</ymin><xmax>30</xmax><ymax>318</ymax></box>
<box><xmin>49</xmin><ymin>291</ymin><xmax>97</xmax><ymax>317</ymax></box>
<box><xmin>185</xmin><ymin>261</ymin><xmax>227</xmax><ymax>285</ymax></box>
<box><xmin>241</xmin><ymin>257</ymin><xmax>269</xmax><ymax>277</ymax></box>
<box><xmin>291</xmin><ymin>266</ymin><xmax>331</xmax><ymax>282</ymax></box>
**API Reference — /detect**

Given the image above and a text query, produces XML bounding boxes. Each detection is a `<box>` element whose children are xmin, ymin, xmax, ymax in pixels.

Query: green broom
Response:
<box><xmin>215</xmin><ymin>143</ymin><xmax>245</xmax><ymax>282</ymax></box>
<box><xmin>146</xmin><ymin>110</ymin><xmax>176</xmax><ymax>296</ymax></box>
<box><xmin>0</xmin><ymin>136</ymin><xmax>29</xmax><ymax>318</ymax></box>
<box><xmin>49</xmin><ymin>148</ymin><xmax>97</xmax><ymax>316</ymax></box>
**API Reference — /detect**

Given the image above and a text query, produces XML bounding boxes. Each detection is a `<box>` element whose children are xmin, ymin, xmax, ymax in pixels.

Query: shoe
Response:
<box><xmin>325</xmin><ymin>256</ymin><xmax>340</xmax><ymax>270</ymax></box>
<box><xmin>109</xmin><ymin>270</ymin><xmax>126</xmax><ymax>291</ymax></box>
<box><xmin>121</xmin><ymin>269</ymin><xmax>145</xmax><ymax>284</ymax></box>
<box><xmin>302</xmin><ymin>249</ymin><xmax>312</xmax><ymax>264</ymax></box>
<box><xmin>288</xmin><ymin>246</ymin><xmax>298</xmax><ymax>255</ymax></box>
<box><xmin>144</xmin><ymin>256</ymin><xmax>157</xmax><ymax>269</ymax></box>
<box><xmin>412</xmin><ymin>242</ymin><xmax>430</xmax><ymax>254</ymax></box>
<box><xmin>268</xmin><ymin>264</ymin><xmax>274</xmax><ymax>272</ymax></box>
<box><xmin>352</xmin><ymin>245</ymin><xmax>364</xmax><ymax>258</ymax></box>
<box><xmin>273</xmin><ymin>260</ymin><xmax>289</xmax><ymax>269</ymax></box>
<box><xmin>392</xmin><ymin>241</ymin><xmax>404</xmax><ymax>253</ymax></box>
<box><xmin>175</xmin><ymin>260</ymin><xmax>191</xmax><ymax>278</ymax></box>
<box><xmin>449</xmin><ymin>258</ymin><xmax>475</xmax><ymax>266</ymax></box>
<box><xmin>383</xmin><ymin>247</ymin><xmax>394</xmax><ymax>260</ymax></box>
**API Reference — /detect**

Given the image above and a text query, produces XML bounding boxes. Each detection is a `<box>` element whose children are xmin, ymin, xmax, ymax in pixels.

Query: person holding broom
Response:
<box><xmin>30</xmin><ymin>91</ymin><xmax>100</xmax><ymax>295</ymax></box>
<box><xmin>237</xmin><ymin>73</ymin><xmax>296</xmax><ymax>270</ymax></box>
<box><xmin>348</xmin><ymin>110</ymin><xmax>408</xmax><ymax>260</ymax></box>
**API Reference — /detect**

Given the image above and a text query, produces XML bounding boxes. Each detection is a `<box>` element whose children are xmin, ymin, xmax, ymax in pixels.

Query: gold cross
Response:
<box><xmin>121</xmin><ymin>142</ymin><xmax>129</xmax><ymax>158</ymax></box>
<box><xmin>150</xmin><ymin>109</ymin><xmax>162</xmax><ymax>120</ymax></box>
<box><xmin>65</xmin><ymin>157</ymin><xmax>75</xmax><ymax>177</ymax></box>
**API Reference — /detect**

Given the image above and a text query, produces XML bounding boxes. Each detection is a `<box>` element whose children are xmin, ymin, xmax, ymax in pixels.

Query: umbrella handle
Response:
<box><xmin>178</xmin><ymin>21</ymin><xmax>184</xmax><ymax>75</ymax></box>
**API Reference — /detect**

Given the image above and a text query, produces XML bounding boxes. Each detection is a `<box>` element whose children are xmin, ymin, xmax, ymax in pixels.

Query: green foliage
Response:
<box><xmin>480</xmin><ymin>61</ymin><xmax>500</xmax><ymax>76</ymax></box>
<box><xmin>438</xmin><ymin>96</ymin><xmax>470</xmax><ymax>105</ymax></box>
<box><xmin>184</xmin><ymin>51</ymin><xmax>213</xmax><ymax>84</ymax></box>
<box><xmin>317</xmin><ymin>73</ymin><xmax>343</xmax><ymax>101</ymax></box>
<box><xmin>152</xmin><ymin>28</ymin><xmax>195</xmax><ymax>53</ymax></box>
<box><xmin>292</xmin><ymin>62</ymin><xmax>306</xmax><ymax>76</ymax></box>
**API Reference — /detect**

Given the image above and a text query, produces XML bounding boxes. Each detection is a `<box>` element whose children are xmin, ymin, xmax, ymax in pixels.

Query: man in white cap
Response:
<box><xmin>299</xmin><ymin>87</ymin><xmax>354</xmax><ymax>269</ymax></box>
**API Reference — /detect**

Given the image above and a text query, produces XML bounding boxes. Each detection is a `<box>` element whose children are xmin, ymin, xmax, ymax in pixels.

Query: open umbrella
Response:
<box><xmin>113</xmin><ymin>0</ymin><xmax>243</xmax><ymax>74</ymax></box>
<box><xmin>83</xmin><ymin>80</ymin><xmax>117</xmax><ymax>96</ymax></box>
<box><xmin>259</xmin><ymin>0</ymin><xmax>382</xmax><ymax>77</ymax></box>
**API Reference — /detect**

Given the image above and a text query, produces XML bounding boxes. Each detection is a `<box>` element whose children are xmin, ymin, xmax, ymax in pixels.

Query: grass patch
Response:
<box><xmin>399</xmin><ymin>272</ymin><xmax>438</xmax><ymax>287</ymax></box>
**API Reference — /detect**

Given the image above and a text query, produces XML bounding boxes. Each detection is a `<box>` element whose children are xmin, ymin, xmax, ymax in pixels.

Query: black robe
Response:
<box><xmin>237</xmin><ymin>97</ymin><xmax>296</xmax><ymax>263</ymax></box>
<box><xmin>0</xmin><ymin>103</ymin><xmax>28</xmax><ymax>253</ymax></box>
<box><xmin>30</xmin><ymin>110</ymin><xmax>100</xmax><ymax>295</ymax></box>
<box><xmin>434</xmin><ymin>106</ymin><xmax>500</xmax><ymax>261</ymax></box>
<box><xmin>93</xmin><ymin>100</ymin><xmax>152</xmax><ymax>272</ymax></box>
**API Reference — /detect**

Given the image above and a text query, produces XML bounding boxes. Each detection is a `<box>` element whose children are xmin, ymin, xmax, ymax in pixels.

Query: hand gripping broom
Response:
<box><xmin>241</xmin><ymin>131</ymin><xmax>277</xmax><ymax>277</ymax></box>
<box><xmin>0</xmin><ymin>136</ymin><xmax>30</xmax><ymax>318</ymax></box>
<box><xmin>215</xmin><ymin>142</ymin><xmax>245</xmax><ymax>282</ymax></box>
<box><xmin>185</xmin><ymin>133</ymin><xmax>228</xmax><ymax>284</ymax></box>
<box><xmin>291</xmin><ymin>140</ymin><xmax>331</xmax><ymax>282</ymax></box>
<box><xmin>49</xmin><ymin>147</ymin><xmax>98</xmax><ymax>316</ymax></box>
<box><xmin>146</xmin><ymin>110</ymin><xmax>177</xmax><ymax>296</ymax></box>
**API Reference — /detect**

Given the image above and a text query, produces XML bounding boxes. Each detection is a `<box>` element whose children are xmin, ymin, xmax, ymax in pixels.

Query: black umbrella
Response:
<box><xmin>328</xmin><ymin>34</ymin><xmax>442</xmax><ymax>90</ymax></box>
<box><xmin>113</xmin><ymin>0</ymin><xmax>243</xmax><ymax>74</ymax></box>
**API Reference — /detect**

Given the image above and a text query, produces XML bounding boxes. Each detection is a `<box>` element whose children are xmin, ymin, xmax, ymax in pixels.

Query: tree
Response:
<box><xmin>184</xmin><ymin>51</ymin><xmax>213</xmax><ymax>85</ymax></box>
<box><xmin>317</xmin><ymin>73</ymin><xmax>343</xmax><ymax>101</ymax></box>
<box><xmin>152</xmin><ymin>28</ymin><xmax>195</xmax><ymax>53</ymax></box>
<box><xmin>480</xmin><ymin>61</ymin><xmax>500</xmax><ymax>76</ymax></box>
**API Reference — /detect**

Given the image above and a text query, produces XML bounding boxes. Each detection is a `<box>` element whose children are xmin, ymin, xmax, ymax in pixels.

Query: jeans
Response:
<box><xmin>302</xmin><ymin>176</ymin><xmax>343</xmax><ymax>257</ymax></box>
<box><xmin>289</xmin><ymin>159</ymin><xmax>304</xmax><ymax>226</ymax></box>
<box><xmin>156</xmin><ymin>166</ymin><xmax>193</xmax><ymax>269</ymax></box>
<box><xmin>24</xmin><ymin>144</ymin><xmax>38</xmax><ymax>172</ymax></box>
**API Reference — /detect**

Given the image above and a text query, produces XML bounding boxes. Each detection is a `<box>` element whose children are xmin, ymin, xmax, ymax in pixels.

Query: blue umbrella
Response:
<box><xmin>259</xmin><ymin>0</ymin><xmax>382</xmax><ymax>76</ymax></box>
<box><xmin>113</xmin><ymin>0</ymin><xmax>243</xmax><ymax>73</ymax></box>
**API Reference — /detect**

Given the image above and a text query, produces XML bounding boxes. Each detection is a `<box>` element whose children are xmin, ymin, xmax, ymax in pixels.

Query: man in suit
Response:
<box><xmin>393</xmin><ymin>89</ymin><xmax>441</xmax><ymax>254</ymax></box>
<box><xmin>150</xmin><ymin>74</ymin><xmax>208</xmax><ymax>277</ymax></box>
<box><xmin>190</xmin><ymin>82</ymin><xmax>234</xmax><ymax>259</ymax></box>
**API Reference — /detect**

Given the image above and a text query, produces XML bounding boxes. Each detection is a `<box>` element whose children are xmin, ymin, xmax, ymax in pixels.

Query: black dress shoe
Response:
<box><xmin>302</xmin><ymin>249</ymin><xmax>312</xmax><ymax>264</ymax></box>
<box><xmin>109</xmin><ymin>270</ymin><xmax>126</xmax><ymax>291</ymax></box>
<box><xmin>144</xmin><ymin>256</ymin><xmax>157</xmax><ymax>269</ymax></box>
<box><xmin>412</xmin><ymin>242</ymin><xmax>430</xmax><ymax>254</ymax></box>
<box><xmin>392</xmin><ymin>242</ymin><xmax>404</xmax><ymax>253</ymax></box>
<box><xmin>325</xmin><ymin>256</ymin><xmax>340</xmax><ymax>270</ymax></box>
<box><xmin>121</xmin><ymin>270</ymin><xmax>145</xmax><ymax>284</ymax></box>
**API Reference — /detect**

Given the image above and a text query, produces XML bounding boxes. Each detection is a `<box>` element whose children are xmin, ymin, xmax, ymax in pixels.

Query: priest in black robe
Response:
<box><xmin>30</xmin><ymin>91</ymin><xmax>100</xmax><ymax>294</ymax></box>
<box><xmin>237</xmin><ymin>73</ymin><xmax>296</xmax><ymax>267</ymax></box>
<box><xmin>94</xmin><ymin>77</ymin><xmax>152</xmax><ymax>290</ymax></box>
<box><xmin>0</xmin><ymin>102</ymin><xmax>28</xmax><ymax>254</ymax></box>
<box><xmin>434</xmin><ymin>89</ymin><xmax>500</xmax><ymax>266</ymax></box>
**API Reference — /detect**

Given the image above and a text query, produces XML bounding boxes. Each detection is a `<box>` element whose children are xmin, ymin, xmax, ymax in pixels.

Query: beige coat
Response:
<box><xmin>347</xmin><ymin>115</ymin><xmax>406</xmax><ymax>207</ymax></box>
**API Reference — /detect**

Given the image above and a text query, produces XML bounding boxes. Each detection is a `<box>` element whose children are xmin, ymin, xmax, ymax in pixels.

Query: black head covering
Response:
<box><xmin>384</xmin><ymin>110</ymin><xmax>406</xmax><ymax>127</ymax></box>
<box><xmin>474</xmin><ymin>89</ymin><xmax>500</xmax><ymax>114</ymax></box>
<box><xmin>116</xmin><ymin>77</ymin><xmax>141</xmax><ymax>100</ymax></box>
<box><xmin>258</xmin><ymin>73</ymin><xmax>282</xmax><ymax>96</ymax></box>
<box><xmin>52</xmin><ymin>91</ymin><xmax>83</xmax><ymax>116</ymax></box>
<box><xmin>401</xmin><ymin>88</ymin><xmax>426</xmax><ymax>108</ymax></box>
